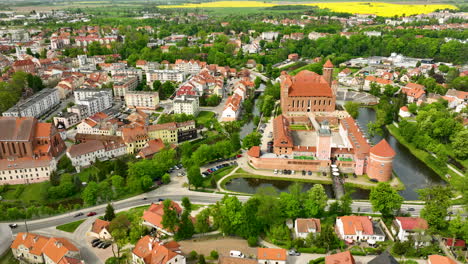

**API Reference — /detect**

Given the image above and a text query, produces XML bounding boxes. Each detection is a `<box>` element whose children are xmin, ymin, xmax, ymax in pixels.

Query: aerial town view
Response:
<box><xmin>0</xmin><ymin>0</ymin><xmax>467</xmax><ymax>263</ymax></box>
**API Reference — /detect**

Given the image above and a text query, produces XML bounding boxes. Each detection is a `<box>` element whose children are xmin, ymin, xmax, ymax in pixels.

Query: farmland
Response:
<box><xmin>158</xmin><ymin>1</ymin><xmax>457</xmax><ymax>17</ymax></box>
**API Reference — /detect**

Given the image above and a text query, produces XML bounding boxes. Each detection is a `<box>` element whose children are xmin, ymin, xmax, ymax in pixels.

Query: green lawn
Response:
<box><xmin>294</xmin><ymin>156</ymin><xmax>316</xmax><ymax>160</ymax></box>
<box><xmin>289</xmin><ymin>124</ymin><xmax>308</xmax><ymax>130</ymax></box>
<box><xmin>337</xmin><ymin>157</ymin><xmax>353</xmax><ymax>161</ymax></box>
<box><xmin>2</xmin><ymin>181</ymin><xmax>51</xmax><ymax>203</ymax></box>
<box><xmin>0</xmin><ymin>251</ymin><xmax>18</xmax><ymax>264</ymax></box>
<box><xmin>196</xmin><ymin>111</ymin><xmax>215</xmax><ymax>127</ymax></box>
<box><xmin>56</xmin><ymin>219</ymin><xmax>85</xmax><ymax>233</ymax></box>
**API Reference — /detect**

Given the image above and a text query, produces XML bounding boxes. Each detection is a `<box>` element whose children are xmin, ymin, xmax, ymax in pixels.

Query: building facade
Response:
<box><xmin>173</xmin><ymin>95</ymin><xmax>200</xmax><ymax>116</ymax></box>
<box><xmin>125</xmin><ymin>91</ymin><xmax>160</xmax><ymax>110</ymax></box>
<box><xmin>74</xmin><ymin>89</ymin><xmax>113</xmax><ymax>116</ymax></box>
<box><xmin>3</xmin><ymin>88</ymin><xmax>60</xmax><ymax>118</ymax></box>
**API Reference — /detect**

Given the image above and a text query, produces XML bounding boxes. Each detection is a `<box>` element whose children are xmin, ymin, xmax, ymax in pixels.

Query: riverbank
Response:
<box><xmin>386</xmin><ymin>124</ymin><xmax>451</xmax><ymax>180</ymax></box>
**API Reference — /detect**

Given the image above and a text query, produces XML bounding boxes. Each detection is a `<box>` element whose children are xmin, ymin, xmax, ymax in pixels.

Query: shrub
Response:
<box><xmin>248</xmin><ymin>236</ymin><xmax>258</xmax><ymax>247</ymax></box>
<box><xmin>198</xmin><ymin>254</ymin><xmax>206</xmax><ymax>264</ymax></box>
<box><xmin>298</xmin><ymin>247</ymin><xmax>327</xmax><ymax>254</ymax></box>
<box><xmin>162</xmin><ymin>173</ymin><xmax>171</xmax><ymax>184</ymax></box>
<box><xmin>189</xmin><ymin>250</ymin><xmax>198</xmax><ymax>261</ymax></box>
<box><xmin>210</xmin><ymin>250</ymin><xmax>219</xmax><ymax>259</ymax></box>
<box><xmin>350</xmin><ymin>250</ymin><xmax>366</xmax><ymax>256</ymax></box>
<box><xmin>309</xmin><ymin>257</ymin><xmax>325</xmax><ymax>264</ymax></box>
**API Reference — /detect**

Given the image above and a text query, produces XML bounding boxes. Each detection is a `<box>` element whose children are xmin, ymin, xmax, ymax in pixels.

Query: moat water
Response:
<box><xmin>226</xmin><ymin>108</ymin><xmax>445</xmax><ymax>200</ymax></box>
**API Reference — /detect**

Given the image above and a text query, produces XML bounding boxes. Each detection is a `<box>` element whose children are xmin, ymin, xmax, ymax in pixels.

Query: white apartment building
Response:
<box><xmin>146</xmin><ymin>70</ymin><xmax>186</xmax><ymax>86</ymax></box>
<box><xmin>74</xmin><ymin>89</ymin><xmax>112</xmax><ymax>116</ymax></box>
<box><xmin>125</xmin><ymin>91</ymin><xmax>159</xmax><ymax>110</ymax></box>
<box><xmin>173</xmin><ymin>95</ymin><xmax>199</xmax><ymax>116</ymax></box>
<box><xmin>113</xmin><ymin>76</ymin><xmax>139</xmax><ymax>99</ymax></box>
<box><xmin>67</xmin><ymin>140</ymin><xmax>126</xmax><ymax>171</ymax></box>
<box><xmin>0</xmin><ymin>157</ymin><xmax>56</xmax><ymax>185</ymax></box>
<box><xmin>2</xmin><ymin>88</ymin><xmax>60</xmax><ymax>118</ymax></box>
<box><xmin>111</xmin><ymin>68</ymin><xmax>143</xmax><ymax>82</ymax></box>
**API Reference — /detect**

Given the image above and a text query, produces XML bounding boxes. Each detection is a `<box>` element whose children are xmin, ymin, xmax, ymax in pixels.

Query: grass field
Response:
<box><xmin>196</xmin><ymin>111</ymin><xmax>216</xmax><ymax>127</ymax></box>
<box><xmin>159</xmin><ymin>1</ymin><xmax>457</xmax><ymax>16</ymax></box>
<box><xmin>0</xmin><ymin>251</ymin><xmax>19</xmax><ymax>264</ymax></box>
<box><xmin>56</xmin><ymin>219</ymin><xmax>85</xmax><ymax>233</ymax></box>
<box><xmin>2</xmin><ymin>181</ymin><xmax>51</xmax><ymax>203</ymax></box>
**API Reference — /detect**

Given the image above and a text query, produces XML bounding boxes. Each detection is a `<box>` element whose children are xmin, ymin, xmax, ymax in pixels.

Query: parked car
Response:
<box><xmin>407</xmin><ymin>208</ymin><xmax>415</xmax><ymax>212</ymax></box>
<box><xmin>274</xmin><ymin>169</ymin><xmax>278</xmax><ymax>174</ymax></box>
<box><xmin>8</xmin><ymin>224</ymin><xmax>17</xmax><ymax>229</ymax></box>
<box><xmin>142</xmin><ymin>197</ymin><xmax>148</xmax><ymax>200</ymax></box>
<box><xmin>102</xmin><ymin>242</ymin><xmax>112</xmax><ymax>249</ymax></box>
<box><xmin>370</xmin><ymin>178</ymin><xmax>379</xmax><ymax>183</ymax></box>
<box><xmin>288</xmin><ymin>249</ymin><xmax>301</xmax><ymax>256</ymax></box>
<box><xmin>229</xmin><ymin>250</ymin><xmax>245</xmax><ymax>258</ymax></box>
<box><xmin>87</xmin><ymin>212</ymin><xmax>97</xmax><ymax>217</ymax></box>
<box><xmin>74</xmin><ymin>212</ymin><xmax>84</xmax><ymax>217</ymax></box>
<box><xmin>308</xmin><ymin>171</ymin><xmax>312</xmax><ymax>175</ymax></box>
<box><xmin>158</xmin><ymin>198</ymin><xmax>165</xmax><ymax>202</ymax></box>
<box><xmin>236</xmin><ymin>154</ymin><xmax>242</xmax><ymax>158</ymax></box>
<box><xmin>91</xmin><ymin>238</ymin><xmax>100</xmax><ymax>244</ymax></box>
<box><xmin>92</xmin><ymin>241</ymin><xmax>102</xmax><ymax>247</ymax></box>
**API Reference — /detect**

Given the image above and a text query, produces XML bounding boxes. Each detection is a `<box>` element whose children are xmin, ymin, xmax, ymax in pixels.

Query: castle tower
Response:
<box><xmin>323</xmin><ymin>59</ymin><xmax>334</xmax><ymax>86</ymax></box>
<box><xmin>368</xmin><ymin>139</ymin><xmax>396</xmax><ymax>182</ymax></box>
<box><xmin>316</xmin><ymin>120</ymin><xmax>332</xmax><ymax>160</ymax></box>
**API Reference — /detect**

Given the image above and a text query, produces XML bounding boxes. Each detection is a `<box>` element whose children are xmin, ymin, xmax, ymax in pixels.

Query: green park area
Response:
<box><xmin>56</xmin><ymin>219</ymin><xmax>85</xmax><ymax>233</ymax></box>
<box><xmin>294</xmin><ymin>156</ymin><xmax>316</xmax><ymax>160</ymax></box>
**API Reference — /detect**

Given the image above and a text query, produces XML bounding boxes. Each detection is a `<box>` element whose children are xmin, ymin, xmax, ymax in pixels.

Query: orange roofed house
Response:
<box><xmin>257</xmin><ymin>248</ymin><xmax>287</xmax><ymax>264</ymax></box>
<box><xmin>295</xmin><ymin>218</ymin><xmax>321</xmax><ymax>239</ymax></box>
<box><xmin>392</xmin><ymin>217</ymin><xmax>429</xmax><ymax>243</ymax></box>
<box><xmin>401</xmin><ymin>83</ymin><xmax>426</xmax><ymax>104</ymax></box>
<box><xmin>335</xmin><ymin>216</ymin><xmax>386</xmax><ymax>243</ymax></box>
<box><xmin>427</xmin><ymin>255</ymin><xmax>456</xmax><ymax>264</ymax></box>
<box><xmin>280</xmin><ymin>60</ymin><xmax>336</xmax><ymax>114</ymax></box>
<box><xmin>0</xmin><ymin>117</ymin><xmax>66</xmax><ymax>186</ymax></box>
<box><xmin>142</xmin><ymin>201</ymin><xmax>183</xmax><ymax>236</ymax></box>
<box><xmin>89</xmin><ymin>219</ymin><xmax>112</xmax><ymax>240</ymax></box>
<box><xmin>11</xmin><ymin>233</ymin><xmax>83</xmax><ymax>264</ymax></box>
<box><xmin>132</xmin><ymin>236</ymin><xmax>185</xmax><ymax>264</ymax></box>
<box><xmin>325</xmin><ymin>251</ymin><xmax>355</xmax><ymax>264</ymax></box>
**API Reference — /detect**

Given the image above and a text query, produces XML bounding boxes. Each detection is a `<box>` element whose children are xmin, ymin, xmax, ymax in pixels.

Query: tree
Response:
<box><xmin>26</xmin><ymin>74</ymin><xmax>44</xmax><ymax>93</ymax></box>
<box><xmin>339</xmin><ymin>193</ymin><xmax>353</xmax><ymax>216</ymax></box>
<box><xmin>182</xmin><ymin>197</ymin><xmax>192</xmax><ymax>213</ymax></box>
<box><xmin>187</xmin><ymin>166</ymin><xmax>203</xmax><ymax>189</ymax></box>
<box><xmin>57</xmin><ymin>155</ymin><xmax>75</xmax><ymax>173</ymax></box>
<box><xmin>111</xmin><ymin>175</ymin><xmax>125</xmax><ymax>198</ymax></box>
<box><xmin>303</xmin><ymin>184</ymin><xmax>328</xmax><ymax>217</ymax></box>
<box><xmin>230</xmin><ymin>132</ymin><xmax>241</xmax><ymax>151</ymax></box>
<box><xmin>242</xmin><ymin>132</ymin><xmax>261</xmax><ymax>149</ymax></box>
<box><xmin>82</xmin><ymin>181</ymin><xmax>99</xmax><ymax>205</ymax></box>
<box><xmin>261</xmin><ymin>95</ymin><xmax>275</xmax><ymax>117</ymax></box>
<box><xmin>109</xmin><ymin>214</ymin><xmax>131</xmax><ymax>259</ymax></box>
<box><xmin>176</xmin><ymin>210</ymin><xmax>195</xmax><ymax>240</ymax></box>
<box><xmin>451</xmin><ymin>130</ymin><xmax>468</xmax><ymax>160</ymax></box>
<box><xmin>104</xmin><ymin>203</ymin><xmax>116</xmax><ymax>221</ymax></box>
<box><xmin>161</xmin><ymin>200</ymin><xmax>179</xmax><ymax>234</ymax></box>
<box><xmin>418</xmin><ymin>185</ymin><xmax>453</xmax><ymax>231</ymax></box>
<box><xmin>370</xmin><ymin>182</ymin><xmax>403</xmax><ymax>217</ymax></box>
<box><xmin>448</xmin><ymin>214</ymin><xmax>463</xmax><ymax>249</ymax></box>
<box><xmin>197</xmin><ymin>254</ymin><xmax>206</xmax><ymax>264</ymax></box>
<box><xmin>344</xmin><ymin>101</ymin><xmax>360</xmax><ymax>119</ymax></box>
<box><xmin>162</xmin><ymin>173</ymin><xmax>171</xmax><ymax>184</ymax></box>
<box><xmin>195</xmin><ymin>208</ymin><xmax>210</xmax><ymax>234</ymax></box>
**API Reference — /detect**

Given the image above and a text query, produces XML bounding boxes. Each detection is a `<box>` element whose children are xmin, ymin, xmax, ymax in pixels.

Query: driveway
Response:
<box><xmin>179</xmin><ymin>237</ymin><xmax>256</xmax><ymax>258</ymax></box>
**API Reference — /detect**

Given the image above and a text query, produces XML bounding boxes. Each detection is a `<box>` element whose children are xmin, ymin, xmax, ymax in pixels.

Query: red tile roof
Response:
<box><xmin>273</xmin><ymin>115</ymin><xmax>293</xmax><ymax>148</ymax></box>
<box><xmin>91</xmin><ymin>219</ymin><xmax>110</xmax><ymax>234</ymax></box>
<box><xmin>324</xmin><ymin>59</ymin><xmax>334</xmax><ymax>68</ymax></box>
<box><xmin>444</xmin><ymin>238</ymin><xmax>465</xmax><ymax>248</ymax></box>
<box><xmin>132</xmin><ymin>236</ymin><xmax>182</xmax><ymax>264</ymax></box>
<box><xmin>338</xmin><ymin>216</ymin><xmax>374</xmax><ymax>235</ymax></box>
<box><xmin>11</xmin><ymin>233</ymin><xmax>49</xmax><ymax>256</ymax></box>
<box><xmin>325</xmin><ymin>251</ymin><xmax>355</xmax><ymax>264</ymax></box>
<box><xmin>284</xmin><ymin>70</ymin><xmax>333</xmax><ymax>97</ymax></box>
<box><xmin>428</xmin><ymin>255</ymin><xmax>456</xmax><ymax>264</ymax></box>
<box><xmin>296</xmin><ymin>218</ymin><xmax>321</xmax><ymax>233</ymax></box>
<box><xmin>257</xmin><ymin>248</ymin><xmax>287</xmax><ymax>261</ymax></box>
<box><xmin>395</xmin><ymin>217</ymin><xmax>428</xmax><ymax>231</ymax></box>
<box><xmin>42</xmin><ymin>237</ymin><xmax>79</xmax><ymax>264</ymax></box>
<box><xmin>370</xmin><ymin>139</ymin><xmax>396</xmax><ymax>158</ymax></box>
<box><xmin>247</xmin><ymin>146</ymin><xmax>260</xmax><ymax>158</ymax></box>
<box><xmin>142</xmin><ymin>201</ymin><xmax>182</xmax><ymax>230</ymax></box>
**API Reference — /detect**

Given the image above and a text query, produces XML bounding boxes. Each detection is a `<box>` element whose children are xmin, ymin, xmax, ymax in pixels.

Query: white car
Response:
<box><xmin>274</xmin><ymin>169</ymin><xmax>278</xmax><ymax>174</ymax></box>
<box><xmin>230</xmin><ymin>250</ymin><xmax>245</xmax><ymax>258</ymax></box>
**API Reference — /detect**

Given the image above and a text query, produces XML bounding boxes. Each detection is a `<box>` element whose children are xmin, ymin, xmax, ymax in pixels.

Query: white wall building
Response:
<box><xmin>173</xmin><ymin>95</ymin><xmax>199</xmax><ymax>116</ymax></box>
<box><xmin>67</xmin><ymin>140</ymin><xmax>126</xmax><ymax>171</ymax></box>
<box><xmin>335</xmin><ymin>216</ymin><xmax>386</xmax><ymax>242</ymax></box>
<box><xmin>74</xmin><ymin>89</ymin><xmax>112</xmax><ymax>116</ymax></box>
<box><xmin>2</xmin><ymin>88</ymin><xmax>60</xmax><ymax>118</ymax></box>
<box><xmin>125</xmin><ymin>91</ymin><xmax>159</xmax><ymax>110</ymax></box>
<box><xmin>146</xmin><ymin>70</ymin><xmax>185</xmax><ymax>86</ymax></box>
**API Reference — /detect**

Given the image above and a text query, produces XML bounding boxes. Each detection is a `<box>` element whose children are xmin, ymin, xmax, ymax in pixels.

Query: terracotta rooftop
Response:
<box><xmin>273</xmin><ymin>115</ymin><xmax>293</xmax><ymax>148</ymax></box>
<box><xmin>395</xmin><ymin>217</ymin><xmax>428</xmax><ymax>231</ymax></box>
<box><xmin>142</xmin><ymin>201</ymin><xmax>182</xmax><ymax>230</ymax></box>
<box><xmin>296</xmin><ymin>218</ymin><xmax>321</xmax><ymax>233</ymax></box>
<box><xmin>247</xmin><ymin>146</ymin><xmax>260</xmax><ymax>158</ymax></box>
<box><xmin>340</xmin><ymin>117</ymin><xmax>370</xmax><ymax>159</ymax></box>
<box><xmin>325</xmin><ymin>251</ymin><xmax>356</xmax><ymax>264</ymax></box>
<box><xmin>67</xmin><ymin>140</ymin><xmax>105</xmax><ymax>158</ymax></box>
<box><xmin>91</xmin><ymin>218</ymin><xmax>110</xmax><ymax>234</ymax></box>
<box><xmin>283</xmin><ymin>70</ymin><xmax>333</xmax><ymax>97</ymax></box>
<box><xmin>428</xmin><ymin>255</ymin><xmax>456</xmax><ymax>264</ymax></box>
<box><xmin>42</xmin><ymin>237</ymin><xmax>79</xmax><ymax>264</ymax></box>
<box><xmin>370</xmin><ymin>139</ymin><xmax>396</xmax><ymax>158</ymax></box>
<box><xmin>0</xmin><ymin>117</ymin><xmax>36</xmax><ymax>141</ymax></box>
<box><xmin>132</xmin><ymin>236</ymin><xmax>182</xmax><ymax>264</ymax></box>
<box><xmin>11</xmin><ymin>232</ymin><xmax>49</xmax><ymax>256</ymax></box>
<box><xmin>324</xmin><ymin>59</ymin><xmax>334</xmax><ymax>68</ymax></box>
<box><xmin>338</xmin><ymin>216</ymin><xmax>374</xmax><ymax>236</ymax></box>
<box><xmin>138</xmin><ymin>139</ymin><xmax>166</xmax><ymax>158</ymax></box>
<box><xmin>257</xmin><ymin>248</ymin><xmax>287</xmax><ymax>261</ymax></box>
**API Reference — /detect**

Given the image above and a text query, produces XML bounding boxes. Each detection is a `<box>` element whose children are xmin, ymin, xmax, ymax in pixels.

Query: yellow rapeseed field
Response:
<box><xmin>158</xmin><ymin>1</ymin><xmax>457</xmax><ymax>17</ymax></box>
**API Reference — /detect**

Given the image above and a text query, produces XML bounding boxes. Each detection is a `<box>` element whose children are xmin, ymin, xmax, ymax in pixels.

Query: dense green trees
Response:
<box><xmin>242</xmin><ymin>132</ymin><xmax>262</xmax><ymax>149</ymax></box>
<box><xmin>418</xmin><ymin>185</ymin><xmax>453</xmax><ymax>232</ymax></box>
<box><xmin>369</xmin><ymin>182</ymin><xmax>403</xmax><ymax>217</ymax></box>
<box><xmin>344</xmin><ymin>101</ymin><xmax>360</xmax><ymax>119</ymax></box>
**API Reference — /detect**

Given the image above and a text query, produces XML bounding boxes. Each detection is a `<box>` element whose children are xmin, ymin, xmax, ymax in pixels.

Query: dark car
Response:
<box><xmin>8</xmin><ymin>224</ymin><xmax>18</xmax><ymax>229</ymax></box>
<box><xmin>370</xmin><ymin>178</ymin><xmax>379</xmax><ymax>183</ymax></box>
<box><xmin>142</xmin><ymin>197</ymin><xmax>148</xmax><ymax>200</ymax></box>
<box><xmin>407</xmin><ymin>208</ymin><xmax>415</xmax><ymax>212</ymax></box>
<box><xmin>74</xmin><ymin>212</ymin><xmax>84</xmax><ymax>217</ymax></box>
<box><xmin>91</xmin><ymin>238</ymin><xmax>100</xmax><ymax>244</ymax></box>
<box><xmin>158</xmin><ymin>198</ymin><xmax>165</xmax><ymax>202</ymax></box>
<box><xmin>102</xmin><ymin>242</ymin><xmax>112</xmax><ymax>249</ymax></box>
<box><xmin>236</xmin><ymin>154</ymin><xmax>242</xmax><ymax>158</ymax></box>
<box><xmin>87</xmin><ymin>212</ymin><xmax>97</xmax><ymax>217</ymax></box>
<box><xmin>308</xmin><ymin>171</ymin><xmax>312</xmax><ymax>175</ymax></box>
<box><xmin>302</xmin><ymin>170</ymin><xmax>306</xmax><ymax>175</ymax></box>
<box><xmin>92</xmin><ymin>240</ymin><xmax>102</xmax><ymax>247</ymax></box>
<box><xmin>99</xmin><ymin>242</ymin><xmax>108</xmax><ymax>248</ymax></box>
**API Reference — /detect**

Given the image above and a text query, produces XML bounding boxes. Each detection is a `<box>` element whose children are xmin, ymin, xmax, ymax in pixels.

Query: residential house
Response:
<box><xmin>2</xmin><ymin>88</ymin><xmax>60</xmax><ymax>118</ymax></box>
<box><xmin>335</xmin><ymin>216</ymin><xmax>385</xmax><ymax>242</ymax></box>
<box><xmin>67</xmin><ymin>138</ymin><xmax>126</xmax><ymax>171</ymax></box>
<box><xmin>399</xmin><ymin>106</ymin><xmax>411</xmax><ymax>118</ymax></box>
<box><xmin>146</xmin><ymin>70</ymin><xmax>185</xmax><ymax>86</ymax></box>
<box><xmin>122</xmin><ymin>126</ymin><xmax>149</xmax><ymax>154</ymax></box>
<box><xmin>11</xmin><ymin>233</ymin><xmax>83</xmax><ymax>264</ymax></box>
<box><xmin>363</xmin><ymin>76</ymin><xmax>393</xmax><ymax>91</ymax></box>
<box><xmin>325</xmin><ymin>251</ymin><xmax>355</xmax><ymax>264</ymax></box>
<box><xmin>294</xmin><ymin>218</ymin><xmax>321</xmax><ymax>239</ymax></box>
<box><xmin>76</xmin><ymin>112</ymin><xmax>120</xmax><ymax>136</ymax></box>
<box><xmin>257</xmin><ymin>248</ymin><xmax>287</xmax><ymax>264</ymax></box>
<box><xmin>113</xmin><ymin>76</ymin><xmax>139</xmax><ymax>100</ymax></box>
<box><xmin>261</xmin><ymin>31</ymin><xmax>279</xmax><ymax>41</ymax></box>
<box><xmin>246</xmin><ymin>59</ymin><xmax>257</xmax><ymax>68</ymax></box>
<box><xmin>12</xmin><ymin>59</ymin><xmax>36</xmax><ymax>73</ymax></box>
<box><xmin>74</xmin><ymin>89</ymin><xmax>113</xmax><ymax>116</ymax></box>
<box><xmin>401</xmin><ymin>83</ymin><xmax>426</xmax><ymax>103</ymax></box>
<box><xmin>132</xmin><ymin>236</ymin><xmax>185</xmax><ymax>264</ymax></box>
<box><xmin>288</xmin><ymin>53</ymin><xmax>299</xmax><ymax>61</ymax></box>
<box><xmin>221</xmin><ymin>93</ymin><xmax>242</xmax><ymax>122</ymax></box>
<box><xmin>392</xmin><ymin>217</ymin><xmax>429</xmax><ymax>243</ymax></box>
<box><xmin>54</xmin><ymin>112</ymin><xmax>81</xmax><ymax>129</ymax></box>
<box><xmin>142</xmin><ymin>201</ymin><xmax>183</xmax><ymax>236</ymax></box>
<box><xmin>137</xmin><ymin>139</ymin><xmax>166</xmax><ymax>159</ymax></box>
<box><xmin>89</xmin><ymin>219</ymin><xmax>112</xmax><ymax>240</ymax></box>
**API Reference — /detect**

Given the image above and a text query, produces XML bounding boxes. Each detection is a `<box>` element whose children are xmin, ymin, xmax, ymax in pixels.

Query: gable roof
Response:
<box><xmin>42</xmin><ymin>237</ymin><xmax>79</xmax><ymax>263</ymax></box>
<box><xmin>257</xmin><ymin>248</ymin><xmax>287</xmax><ymax>261</ymax></box>
<box><xmin>296</xmin><ymin>218</ymin><xmax>321</xmax><ymax>233</ymax></box>
<box><xmin>395</xmin><ymin>217</ymin><xmax>428</xmax><ymax>231</ymax></box>
<box><xmin>368</xmin><ymin>251</ymin><xmax>399</xmax><ymax>264</ymax></box>
<box><xmin>11</xmin><ymin>232</ymin><xmax>49</xmax><ymax>256</ymax></box>
<box><xmin>132</xmin><ymin>236</ymin><xmax>182</xmax><ymax>264</ymax></box>
<box><xmin>142</xmin><ymin>201</ymin><xmax>182</xmax><ymax>230</ymax></box>
<box><xmin>91</xmin><ymin>218</ymin><xmax>110</xmax><ymax>234</ymax></box>
<box><xmin>428</xmin><ymin>255</ymin><xmax>456</xmax><ymax>264</ymax></box>
<box><xmin>247</xmin><ymin>146</ymin><xmax>260</xmax><ymax>158</ymax></box>
<box><xmin>325</xmin><ymin>251</ymin><xmax>355</xmax><ymax>264</ymax></box>
<box><xmin>338</xmin><ymin>216</ymin><xmax>373</xmax><ymax>235</ymax></box>
<box><xmin>370</xmin><ymin>139</ymin><xmax>396</xmax><ymax>158</ymax></box>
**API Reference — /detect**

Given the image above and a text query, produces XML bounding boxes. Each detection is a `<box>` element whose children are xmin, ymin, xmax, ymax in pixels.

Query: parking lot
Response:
<box><xmin>259</xmin><ymin>118</ymin><xmax>274</xmax><ymax>153</ymax></box>
<box><xmin>86</xmin><ymin>236</ymin><xmax>115</xmax><ymax>263</ymax></box>
<box><xmin>201</xmin><ymin>158</ymin><xmax>239</xmax><ymax>178</ymax></box>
